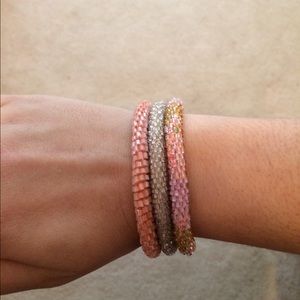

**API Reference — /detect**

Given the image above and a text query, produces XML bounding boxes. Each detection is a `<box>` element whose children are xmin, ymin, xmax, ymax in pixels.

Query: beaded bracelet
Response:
<box><xmin>148</xmin><ymin>101</ymin><xmax>177</xmax><ymax>255</ymax></box>
<box><xmin>131</xmin><ymin>100</ymin><xmax>161</xmax><ymax>258</ymax></box>
<box><xmin>164</xmin><ymin>98</ymin><xmax>196</xmax><ymax>255</ymax></box>
<box><xmin>131</xmin><ymin>99</ymin><xmax>195</xmax><ymax>257</ymax></box>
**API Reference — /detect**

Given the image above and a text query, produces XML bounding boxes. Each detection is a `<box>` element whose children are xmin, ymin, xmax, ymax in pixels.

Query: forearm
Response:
<box><xmin>114</xmin><ymin>112</ymin><xmax>300</xmax><ymax>255</ymax></box>
<box><xmin>2</xmin><ymin>96</ymin><xmax>299</xmax><ymax>294</ymax></box>
<box><xmin>184</xmin><ymin>115</ymin><xmax>300</xmax><ymax>253</ymax></box>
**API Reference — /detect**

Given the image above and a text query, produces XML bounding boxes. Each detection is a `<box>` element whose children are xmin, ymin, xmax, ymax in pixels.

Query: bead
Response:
<box><xmin>148</xmin><ymin>101</ymin><xmax>177</xmax><ymax>255</ymax></box>
<box><xmin>131</xmin><ymin>101</ymin><xmax>161</xmax><ymax>258</ymax></box>
<box><xmin>165</xmin><ymin>98</ymin><xmax>196</xmax><ymax>255</ymax></box>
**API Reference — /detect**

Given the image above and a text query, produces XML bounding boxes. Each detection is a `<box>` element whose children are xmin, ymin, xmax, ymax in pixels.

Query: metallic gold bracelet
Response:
<box><xmin>164</xmin><ymin>98</ymin><xmax>196</xmax><ymax>255</ymax></box>
<box><xmin>131</xmin><ymin>100</ymin><xmax>161</xmax><ymax>258</ymax></box>
<box><xmin>148</xmin><ymin>101</ymin><xmax>177</xmax><ymax>255</ymax></box>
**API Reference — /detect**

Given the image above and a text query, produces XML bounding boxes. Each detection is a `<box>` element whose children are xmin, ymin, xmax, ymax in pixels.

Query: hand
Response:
<box><xmin>1</xmin><ymin>95</ymin><xmax>139</xmax><ymax>294</ymax></box>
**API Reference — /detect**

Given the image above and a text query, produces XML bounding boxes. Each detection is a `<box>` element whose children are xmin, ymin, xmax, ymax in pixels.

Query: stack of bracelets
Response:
<box><xmin>131</xmin><ymin>98</ymin><xmax>196</xmax><ymax>258</ymax></box>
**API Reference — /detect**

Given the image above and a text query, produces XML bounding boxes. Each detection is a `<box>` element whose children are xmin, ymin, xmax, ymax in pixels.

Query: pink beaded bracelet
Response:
<box><xmin>131</xmin><ymin>100</ymin><xmax>161</xmax><ymax>258</ymax></box>
<box><xmin>164</xmin><ymin>98</ymin><xmax>196</xmax><ymax>255</ymax></box>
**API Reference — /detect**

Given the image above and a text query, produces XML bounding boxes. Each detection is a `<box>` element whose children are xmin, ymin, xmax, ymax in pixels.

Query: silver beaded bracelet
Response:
<box><xmin>148</xmin><ymin>101</ymin><xmax>177</xmax><ymax>255</ymax></box>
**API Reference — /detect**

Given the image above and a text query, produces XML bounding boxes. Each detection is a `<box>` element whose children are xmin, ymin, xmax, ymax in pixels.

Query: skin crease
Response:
<box><xmin>1</xmin><ymin>95</ymin><xmax>300</xmax><ymax>294</ymax></box>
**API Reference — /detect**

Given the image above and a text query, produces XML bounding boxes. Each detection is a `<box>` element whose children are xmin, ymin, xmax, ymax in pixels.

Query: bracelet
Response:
<box><xmin>131</xmin><ymin>98</ymin><xmax>195</xmax><ymax>257</ymax></box>
<box><xmin>148</xmin><ymin>101</ymin><xmax>177</xmax><ymax>255</ymax></box>
<box><xmin>164</xmin><ymin>98</ymin><xmax>196</xmax><ymax>255</ymax></box>
<box><xmin>131</xmin><ymin>100</ymin><xmax>161</xmax><ymax>258</ymax></box>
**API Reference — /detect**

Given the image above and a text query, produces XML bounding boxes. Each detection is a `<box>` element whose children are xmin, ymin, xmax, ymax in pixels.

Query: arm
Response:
<box><xmin>1</xmin><ymin>95</ymin><xmax>299</xmax><ymax>294</ymax></box>
<box><xmin>185</xmin><ymin>115</ymin><xmax>300</xmax><ymax>253</ymax></box>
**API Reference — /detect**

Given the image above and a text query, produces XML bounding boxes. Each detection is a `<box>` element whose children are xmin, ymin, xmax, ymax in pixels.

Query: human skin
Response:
<box><xmin>1</xmin><ymin>95</ymin><xmax>299</xmax><ymax>294</ymax></box>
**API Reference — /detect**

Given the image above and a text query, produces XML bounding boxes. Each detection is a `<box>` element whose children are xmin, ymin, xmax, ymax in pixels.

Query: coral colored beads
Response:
<box><xmin>131</xmin><ymin>101</ymin><xmax>161</xmax><ymax>258</ymax></box>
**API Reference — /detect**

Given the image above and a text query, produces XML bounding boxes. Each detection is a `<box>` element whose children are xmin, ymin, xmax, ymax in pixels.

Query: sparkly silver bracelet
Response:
<box><xmin>148</xmin><ymin>101</ymin><xmax>177</xmax><ymax>255</ymax></box>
